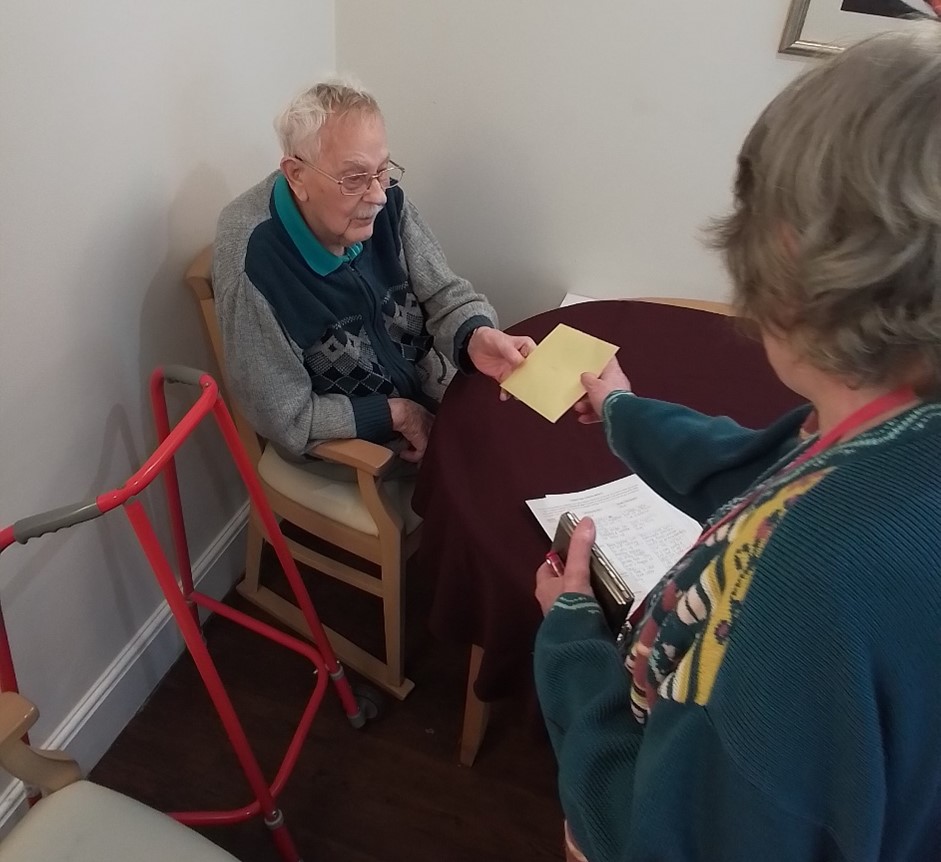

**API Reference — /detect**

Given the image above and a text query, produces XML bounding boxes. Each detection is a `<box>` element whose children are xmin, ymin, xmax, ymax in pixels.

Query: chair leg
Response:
<box><xmin>236</xmin><ymin>515</ymin><xmax>416</xmax><ymax>700</ymax></box>
<box><xmin>380</xmin><ymin>540</ymin><xmax>405</xmax><ymax>690</ymax></box>
<box><xmin>459</xmin><ymin>644</ymin><xmax>491</xmax><ymax>767</ymax></box>
<box><xmin>243</xmin><ymin>514</ymin><xmax>264</xmax><ymax>592</ymax></box>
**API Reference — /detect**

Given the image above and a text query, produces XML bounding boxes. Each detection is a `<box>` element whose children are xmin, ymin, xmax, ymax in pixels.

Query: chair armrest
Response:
<box><xmin>0</xmin><ymin>692</ymin><xmax>82</xmax><ymax>792</ymax></box>
<box><xmin>0</xmin><ymin>692</ymin><xmax>38</xmax><ymax>747</ymax></box>
<box><xmin>311</xmin><ymin>439</ymin><xmax>396</xmax><ymax>477</ymax></box>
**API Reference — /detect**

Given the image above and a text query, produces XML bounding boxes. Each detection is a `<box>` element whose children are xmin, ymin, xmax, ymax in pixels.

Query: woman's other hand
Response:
<box><xmin>535</xmin><ymin>517</ymin><xmax>597</xmax><ymax>616</ymax></box>
<box><xmin>574</xmin><ymin>357</ymin><xmax>632</xmax><ymax>424</ymax></box>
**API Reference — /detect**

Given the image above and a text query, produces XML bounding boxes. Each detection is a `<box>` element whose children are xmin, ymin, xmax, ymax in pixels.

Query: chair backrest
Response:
<box><xmin>634</xmin><ymin>296</ymin><xmax>734</xmax><ymax>316</ymax></box>
<box><xmin>184</xmin><ymin>247</ymin><xmax>264</xmax><ymax>464</ymax></box>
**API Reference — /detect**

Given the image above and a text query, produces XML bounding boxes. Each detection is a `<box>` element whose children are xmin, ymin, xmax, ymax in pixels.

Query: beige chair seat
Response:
<box><xmin>257</xmin><ymin>445</ymin><xmax>422</xmax><ymax>537</ymax></box>
<box><xmin>0</xmin><ymin>781</ymin><xmax>238</xmax><ymax>861</ymax></box>
<box><xmin>186</xmin><ymin>246</ymin><xmax>424</xmax><ymax>699</ymax></box>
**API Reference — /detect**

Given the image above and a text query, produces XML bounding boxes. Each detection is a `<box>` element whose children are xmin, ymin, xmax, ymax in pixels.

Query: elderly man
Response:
<box><xmin>213</xmin><ymin>80</ymin><xmax>531</xmax><ymax>465</ymax></box>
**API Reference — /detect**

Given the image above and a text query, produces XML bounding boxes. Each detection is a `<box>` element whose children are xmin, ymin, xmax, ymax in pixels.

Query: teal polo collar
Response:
<box><xmin>272</xmin><ymin>173</ymin><xmax>362</xmax><ymax>275</ymax></box>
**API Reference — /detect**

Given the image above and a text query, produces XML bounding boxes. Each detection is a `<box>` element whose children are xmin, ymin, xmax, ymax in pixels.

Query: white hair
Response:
<box><xmin>273</xmin><ymin>78</ymin><xmax>381</xmax><ymax>160</ymax></box>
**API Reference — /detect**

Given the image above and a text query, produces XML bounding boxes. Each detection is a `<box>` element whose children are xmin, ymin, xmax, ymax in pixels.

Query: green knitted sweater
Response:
<box><xmin>534</xmin><ymin>393</ymin><xmax>941</xmax><ymax>862</ymax></box>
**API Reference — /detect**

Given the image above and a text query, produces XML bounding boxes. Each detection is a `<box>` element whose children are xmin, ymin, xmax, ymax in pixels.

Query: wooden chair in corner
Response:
<box><xmin>184</xmin><ymin>247</ymin><xmax>422</xmax><ymax>699</ymax></box>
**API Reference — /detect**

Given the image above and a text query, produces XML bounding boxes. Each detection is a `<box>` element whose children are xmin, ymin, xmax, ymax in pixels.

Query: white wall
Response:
<box><xmin>337</xmin><ymin>1</ymin><xmax>809</xmax><ymax>327</ymax></box>
<box><xmin>0</xmin><ymin>0</ymin><xmax>334</xmax><ymax>791</ymax></box>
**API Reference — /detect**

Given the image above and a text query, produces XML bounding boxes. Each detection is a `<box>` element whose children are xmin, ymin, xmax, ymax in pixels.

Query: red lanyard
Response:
<box><xmin>696</xmin><ymin>386</ymin><xmax>918</xmax><ymax>546</ymax></box>
<box><xmin>625</xmin><ymin>386</ymin><xmax>919</xmax><ymax>630</ymax></box>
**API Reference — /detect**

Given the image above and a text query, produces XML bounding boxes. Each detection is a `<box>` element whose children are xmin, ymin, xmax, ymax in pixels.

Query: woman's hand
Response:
<box><xmin>534</xmin><ymin>517</ymin><xmax>597</xmax><ymax>616</ymax></box>
<box><xmin>573</xmin><ymin>357</ymin><xmax>632</xmax><ymax>424</ymax></box>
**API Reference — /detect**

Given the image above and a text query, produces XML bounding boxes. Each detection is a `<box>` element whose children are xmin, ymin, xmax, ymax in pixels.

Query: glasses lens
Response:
<box><xmin>383</xmin><ymin>165</ymin><xmax>404</xmax><ymax>188</ymax></box>
<box><xmin>339</xmin><ymin>165</ymin><xmax>404</xmax><ymax>195</ymax></box>
<box><xmin>339</xmin><ymin>174</ymin><xmax>370</xmax><ymax>195</ymax></box>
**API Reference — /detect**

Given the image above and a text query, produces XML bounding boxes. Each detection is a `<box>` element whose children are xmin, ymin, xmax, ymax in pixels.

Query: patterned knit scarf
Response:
<box><xmin>622</xmin><ymin>403</ymin><xmax>938</xmax><ymax>725</ymax></box>
<box><xmin>623</xmin><ymin>415</ymin><xmax>821</xmax><ymax>725</ymax></box>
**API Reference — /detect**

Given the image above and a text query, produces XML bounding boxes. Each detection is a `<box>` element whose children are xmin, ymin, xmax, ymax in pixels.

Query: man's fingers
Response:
<box><xmin>502</xmin><ymin>342</ymin><xmax>526</xmax><ymax>369</ymax></box>
<box><xmin>564</xmin><ymin>518</ymin><xmax>596</xmax><ymax>590</ymax></box>
<box><xmin>502</xmin><ymin>335</ymin><xmax>536</xmax><ymax>367</ymax></box>
<box><xmin>399</xmin><ymin>446</ymin><xmax>423</xmax><ymax>463</ymax></box>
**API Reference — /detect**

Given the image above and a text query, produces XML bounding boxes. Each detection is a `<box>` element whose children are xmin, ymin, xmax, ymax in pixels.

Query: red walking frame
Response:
<box><xmin>0</xmin><ymin>366</ymin><xmax>372</xmax><ymax>862</ymax></box>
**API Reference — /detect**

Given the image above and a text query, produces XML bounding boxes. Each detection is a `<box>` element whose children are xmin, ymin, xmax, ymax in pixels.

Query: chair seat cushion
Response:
<box><xmin>0</xmin><ymin>781</ymin><xmax>239</xmax><ymax>861</ymax></box>
<box><xmin>258</xmin><ymin>446</ymin><xmax>422</xmax><ymax>537</ymax></box>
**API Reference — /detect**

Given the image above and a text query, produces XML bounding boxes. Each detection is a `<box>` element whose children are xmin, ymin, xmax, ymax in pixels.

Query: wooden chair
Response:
<box><xmin>0</xmin><ymin>691</ymin><xmax>239</xmax><ymax>861</ymax></box>
<box><xmin>184</xmin><ymin>247</ymin><xmax>422</xmax><ymax>699</ymax></box>
<box><xmin>633</xmin><ymin>296</ymin><xmax>733</xmax><ymax>316</ymax></box>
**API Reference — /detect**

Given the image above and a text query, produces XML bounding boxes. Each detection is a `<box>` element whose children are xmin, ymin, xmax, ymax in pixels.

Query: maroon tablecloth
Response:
<box><xmin>412</xmin><ymin>301</ymin><xmax>802</xmax><ymax>700</ymax></box>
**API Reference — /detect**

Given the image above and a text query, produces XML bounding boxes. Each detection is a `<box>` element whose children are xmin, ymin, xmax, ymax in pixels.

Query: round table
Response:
<box><xmin>411</xmin><ymin>300</ymin><xmax>802</xmax><ymax>760</ymax></box>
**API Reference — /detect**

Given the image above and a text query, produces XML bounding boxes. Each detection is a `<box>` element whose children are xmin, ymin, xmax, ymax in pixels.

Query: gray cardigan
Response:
<box><xmin>212</xmin><ymin>172</ymin><xmax>497</xmax><ymax>456</ymax></box>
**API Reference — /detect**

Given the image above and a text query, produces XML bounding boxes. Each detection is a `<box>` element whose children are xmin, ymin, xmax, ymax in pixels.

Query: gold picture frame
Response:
<box><xmin>780</xmin><ymin>0</ymin><xmax>843</xmax><ymax>56</ymax></box>
<box><xmin>780</xmin><ymin>0</ymin><xmax>936</xmax><ymax>58</ymax></box>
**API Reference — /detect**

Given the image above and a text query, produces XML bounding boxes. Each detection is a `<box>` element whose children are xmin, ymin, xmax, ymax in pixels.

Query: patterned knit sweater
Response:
<box><xmin>534</xmin><ymin>393</ymin><xmax>941</xmax><ymax>862</ymax></box>
<box><xmin>212</xmin><ymin>173</ymin><xmax>496</xmax><ymax>456</ymax></box>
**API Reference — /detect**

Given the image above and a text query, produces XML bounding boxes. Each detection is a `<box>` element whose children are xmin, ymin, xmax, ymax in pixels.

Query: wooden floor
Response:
<box><xmin>89</xmin><ymin>544</ymin><xmax>564</xmax><ymax>862</ymax></box>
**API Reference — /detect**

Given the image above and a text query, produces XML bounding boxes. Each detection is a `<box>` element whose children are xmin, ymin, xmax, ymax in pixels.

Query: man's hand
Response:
<box><xmin>389</xmin><ymin>398</ymin><xmax>434</xmax><ymax>463</ymax></box>
<box><xmin>573</xmin><ymin>357</ymin><xmax>632</xmax><ymax>424</ymax></box>
<box><xmin>535</xmin><ymin>517</ymin><xmax>596</xmax><ymax>616</ymax></box>
<box><xmin>467</xmin><ymin>327</ymin><xmax>536</xmax><ymax>387</ymax></box>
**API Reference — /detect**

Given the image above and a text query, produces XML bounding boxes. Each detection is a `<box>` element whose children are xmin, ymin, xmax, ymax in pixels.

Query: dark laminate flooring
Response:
<box><xmin>89</xmin><ymin>542</ymin><xmax>564</xmax><ymax>862</ymax></box>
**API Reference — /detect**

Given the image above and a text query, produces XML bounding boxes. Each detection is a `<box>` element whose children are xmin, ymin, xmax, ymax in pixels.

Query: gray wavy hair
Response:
<box><xmin>274</xmin><ymin>79</ymin><xmax>381</xmax><ymax>161</ymax></box>
<box><xmin>709</xmin><ymin>21</ymin><xmax>941</xmax><ymax>395</ymax></box>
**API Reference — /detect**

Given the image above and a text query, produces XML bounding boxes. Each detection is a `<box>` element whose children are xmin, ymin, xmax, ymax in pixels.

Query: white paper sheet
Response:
<box><xmin>527</xmin><ymin>476</ymin><xmax>701</xmax><ymax>615</ymax></box>
<box><xmin>558</xmin><ymin>291</ymin><xmax>596</xmax><ymax>307</ymax></box>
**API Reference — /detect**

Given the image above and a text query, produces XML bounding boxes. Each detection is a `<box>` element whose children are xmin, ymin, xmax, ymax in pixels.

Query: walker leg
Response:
<box><xmin>266</xmin><ymin>808</ymin><xmax>303</xmax><ymax>862</ymax></box>
<box><xmin>330</xmin><ymin>666</ymin><xmax>366</xmax><ymax>728</ymax></box>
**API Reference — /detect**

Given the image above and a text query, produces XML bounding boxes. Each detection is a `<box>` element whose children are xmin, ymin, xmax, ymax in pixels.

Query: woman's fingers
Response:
<box><xmin>563</xmin><ymin>518</ymin><xmax>596</xmax><ymax>592</ymax></box>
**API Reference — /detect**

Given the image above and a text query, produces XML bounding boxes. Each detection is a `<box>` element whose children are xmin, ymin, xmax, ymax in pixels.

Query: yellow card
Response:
<box><xmin>500</xmin><ymin>324</ymin><xmax>619</xmax><ymax>422</ymax></box>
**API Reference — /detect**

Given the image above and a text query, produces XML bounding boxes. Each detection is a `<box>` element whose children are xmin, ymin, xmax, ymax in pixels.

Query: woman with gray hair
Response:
<box><xmin>533</xmin><ymin>21</ymin><xmax>941</xmax><ymax>862</ymax></box>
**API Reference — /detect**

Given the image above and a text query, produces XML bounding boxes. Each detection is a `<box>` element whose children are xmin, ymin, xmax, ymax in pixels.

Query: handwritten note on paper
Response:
<box><xmin>526</xmin><ymin>476</ymin><xmax>702</xmax><ymax>615</ymax></box>
<box><xmin>500</xmin><ymin>324</ymin><xmax>619</xmax><ymax>423</ymax></box>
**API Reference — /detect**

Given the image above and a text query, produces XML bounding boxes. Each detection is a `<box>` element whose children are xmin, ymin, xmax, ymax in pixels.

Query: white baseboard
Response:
<box><xmin>0</xmin><ymin>500</ymin><xmax>249</xmax><ymax>835</ymax></box>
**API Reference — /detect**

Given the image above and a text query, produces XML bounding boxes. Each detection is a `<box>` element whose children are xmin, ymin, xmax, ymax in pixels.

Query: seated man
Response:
<box><xmin>213</xmin><ymin>80</ymin><xmax>531</xmax><ymax>465</ymax></box>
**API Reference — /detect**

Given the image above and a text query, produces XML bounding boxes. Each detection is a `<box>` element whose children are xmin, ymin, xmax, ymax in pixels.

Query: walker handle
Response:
<box><xmin>11</xmin><ymin>500</ymin><xmax>102</xmax><ymax>545</ymax></box>
<box><xmin>161</xmin><ymin>365</ymin><xmax>210</xmax><ymax>388</ymax></box>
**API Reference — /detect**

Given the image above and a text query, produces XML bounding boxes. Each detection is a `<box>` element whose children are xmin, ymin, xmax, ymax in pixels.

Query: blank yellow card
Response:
<box><xmin>500</xmin><ymin>324</ymin><xmax>619</xmax><ymax>422</ymax></box>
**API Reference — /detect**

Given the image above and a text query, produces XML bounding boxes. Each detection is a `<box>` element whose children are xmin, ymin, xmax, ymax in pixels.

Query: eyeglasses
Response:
<box><xmin>292</xmin><ymin>154</ymin><xmax>405</xmax><ymax>196</ymax></box>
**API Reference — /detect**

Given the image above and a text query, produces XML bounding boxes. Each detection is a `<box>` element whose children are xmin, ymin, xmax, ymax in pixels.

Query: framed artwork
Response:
<box><xmin>780</xmin><ymin>0</ymin><xmax>940</xmax><ymax>57</ymax></box>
